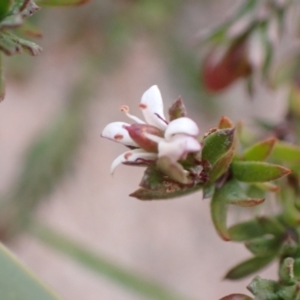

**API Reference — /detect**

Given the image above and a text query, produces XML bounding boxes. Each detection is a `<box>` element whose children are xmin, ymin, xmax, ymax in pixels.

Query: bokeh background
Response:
<box><xmin>0</xmin><ymin>1</ymin><xmax>287</xmax><ymax>299</ymax></box>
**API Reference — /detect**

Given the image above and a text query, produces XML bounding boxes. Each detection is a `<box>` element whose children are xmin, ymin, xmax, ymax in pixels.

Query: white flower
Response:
<box><xmin>101</xmin><ymin>85</ymin><xmax>201</xmax><ymax>177</ymax></box>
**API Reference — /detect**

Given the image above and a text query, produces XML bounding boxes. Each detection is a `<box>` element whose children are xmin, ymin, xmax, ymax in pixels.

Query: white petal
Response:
<box><xmin>164</xmin><ymin>117</ymin><xmax>199</xmax><ymax>140</ymax></box>
<box><xmin>158</xmin><ymin>134</ymin><xmax>201</xmax><ymax>161</ymax></box>
<box><xmin>101</xmin><ymin>122</ymin><xmax>139</xmax><ymax>147</ymax></box>
<box><xmin>140</xmin><ymin>86</ymin><xmax>167</xmax><ymax>131</ymax></box>
<box><xmin>110</xmin><ymin>149</ymin><xmax>157</xmax><ymax>174</ymax></box>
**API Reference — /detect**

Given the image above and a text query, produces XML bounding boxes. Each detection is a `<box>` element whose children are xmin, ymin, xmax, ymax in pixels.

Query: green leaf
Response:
<box><xmin>202</xmin><ymin>184</ymin><xmax>215</xmax><ymax>199</ymax></box>
<box><xmin>220</xmin><ymin>179</ymin><xmax>265</xmax><ymax>207</ymax></box>
<box><xmin>243</xmin><ymin>138</ymin><xmax>276</xmax><ymax>161</ymax></box>
<box><xmin>271</xmin><ymin>141</ymin><xmax>300</xmax><ymax>164</ymax></box>
<box><xmin>202</xmin><ymin>128</ymin><xmax>237</xmax><ymax>182</ymax></box>
<box><xmin>277</xmin><ymin>285</ymin><xmax>300</xmax><ymax>300</ymax></box>
<box><xmin>245</xmin><ymin>236</ymin><xmax>280</xmax><ymax>257</ymax></box>
<box><xmin>229</xmin><ymin>220</ymin><xmax>266</xmax><ymax>242</ymax></box>
<box><xmin>0</xmin><ymin>0</ymin><xmax>10</xmax><ymax>21</ymax></box>
<box><xmin>247</xmin><ymin>276</ymin><xmax>280</xmax><ymax>300</ymax></box>
<box><xmin>279</xmin><ymin>257</ymin><xmax>295</xmax><ymax>285</ymax></box>
<box><xmin>202</xmin><ymin>128</ymin><xmax>235</xmax><ymax>166</ymax></box>
<box><xmin>130</xmin><ymin>184</ymin><xmax>203</xmax><ymax>200</ymax></box>
<box><xmin>293</xmin><ymin>258</ymin><xmax>300</xmax><ymax>278</ymax></box>
<box><xmin>229</xmin><ymin>217</ymin><xmax>285</xmax><ymax>242</ymax></box>
<box><xmin>231</xmin><ymin>161</ymin><xmax>291</xmax><ymax>183</ymax></box>
<box><xmin>37</xmin><ymin>0</ymin><xmax>91</xmax><ymax>6</ymax></box>
<box><xmin>219</xmin><ymin>294</ymin><xmax>253</xmax><ymax>300</ymax></box>
<box><xmin>0</xmin><ymin>242</ymin><xmax>62</xmax><ymax>300</ymax></box>
<box><xmin>210</xmin><ymin>184</ymin><xmax>230</xmax><ymax>241</ymax></box>
<box><xmin>29</xmin><ymin>224</ymin><xmax>192</xmax><ymax>300</ymax></box>
<box><xmin>225</xmin><ymin>256</ymin><xmax>274</xmax><ymax>280</ymax></box>
<box><xmin>0</xmin><ymin>53</ymin><xmax>5</xmax><ymax>101</ymax></box>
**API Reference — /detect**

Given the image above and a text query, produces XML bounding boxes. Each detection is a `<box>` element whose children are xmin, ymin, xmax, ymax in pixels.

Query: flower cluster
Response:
<box><xmin>101</xmin><ymin>86</ymin><xmax>202</xmax><ymax>185</ymax></box>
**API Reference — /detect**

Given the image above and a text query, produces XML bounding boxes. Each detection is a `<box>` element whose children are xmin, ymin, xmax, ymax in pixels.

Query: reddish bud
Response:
<box><xmin>203</xmin><ymin>41</ymin><xmax>252</xmax><ymax>92</ymax></box>
<box><xmin>125</xmin><ymin>124</ymin><xmax>163</xmax><ymax>152</ymax></box>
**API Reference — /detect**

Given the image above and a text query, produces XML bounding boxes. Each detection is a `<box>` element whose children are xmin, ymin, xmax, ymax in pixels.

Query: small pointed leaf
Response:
<box><xmin>202</xmin><ymin>128</ymin><xmax>235</xmax><ymax>166</ymax></box>
<box><xmin>279</xmin><ymin>257</ymin><xmax>295</xmax><ymax>285</ymax></box>
<box><xmin>218</xmin><ymin>116</ymin><xmax>234</xmax><ymax>129</ymax></box>
<box><xmin>277</xmin><ymin>285</ymin><xmax>300</xmax><ymax>300</ymax></box>
<box><xmin>243</xmin><ymin>137</ymin><xmax>276</xmax><ymax>161</ymax></box>
<box><xmin>202</xmin><ymin>184</ymin><xmax>215</xmax><ymax>199</ymax></box>
<box><xmin>225</xmin><ymin>256</ymin><xmax>274</xmax><ymax>280</ymax></box>
<box><xmin>229</xmin><ymin>216</ymin><xmax>285</xmax><ymax>242</ymax></box>
<box><xmin>202</xmin><ymin>128</ymin><xmax>237</xmax><ymax>182</ymax></box>
<box><xmin>210</xmin><ymin>184</ymin><xmax>230</xmax><ymax>241</ymax></box>
<box><xmin>168</xmin><ymin>97</ymin><xmax>187</xmax><ymax>121</ymax></box>
<box><xmin>219</xmin><ymin>179</ymin><xmax>264</xmax><ymax>207</ymax></box>
<box><xmin>139</xmin><ymin>165</ymin><xmax>165</xmax><ymax>191</ymax></box>
<box><xmin>229</xmin><ymin>220</ymin><xmax>265</xmax><ymax>242</ymax></box>
<box><xmin>130</xmin><ymin>184</ymin><xmax>202</xmax><ymax>200</ymax></box>
<box><xmin>231</xmin><ymin>161</ymin><xmax>291</xmax><ymax>183</ymax></box>
<box><xmin>245</xmin><ymin>236</ymin><xmax>280</xmax><ymax>257</ymax></box>
<box><xmin>247</xmin><ymin>276</ymin><xmax>279</xmax><ymax>299</ymax></box>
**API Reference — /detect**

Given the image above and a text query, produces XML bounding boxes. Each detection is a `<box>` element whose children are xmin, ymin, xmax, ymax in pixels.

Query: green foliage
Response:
<box><xmin>37</xmin><ymin>0</ymin><xmax>91</xmax><ymax>6</ymax></box>
<box><xmin>30</xmin><ymin>224</ymin><xmax>192</xmax><ymax>300</ymax></box>
<box><xmin>231</xmin><ymin>161</ymin><xmax>291</xmax><ymax>183</ymax></box>
<box><xmin>224</xmin><ymin>256</ymin><xmax>274</xmax><ymax>280</ymax></box>
<box><xmin>0</xmin><ymin>242</ymin><xmax>62</xmax><ymax>300</ymax></box>
<box><xmin>202</xmin><ymin>128</ymin><xmax>237</xmax><ymax>182</ymax></box>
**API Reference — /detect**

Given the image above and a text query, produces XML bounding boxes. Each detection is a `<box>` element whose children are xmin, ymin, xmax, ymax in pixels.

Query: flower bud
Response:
<box><xmin>124</xmin><ymin>124</ymin><xmax>164</xmax><ymax>152</ymax></box>
<box><xmin>203</xmin><ymin>41</ymin><xmax>252</xmax><ymax>92</ymax></box>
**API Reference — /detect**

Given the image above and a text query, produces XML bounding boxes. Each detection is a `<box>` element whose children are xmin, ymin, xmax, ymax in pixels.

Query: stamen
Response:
<box><xmin>154</xmin><ymin>113</ymin><xmax>168</xmax><ymax>125</ymax></box>
<box><xmin>120</xmin><ymin>105</ymin><xmax>145</xmax><ymax>124</ymax></box>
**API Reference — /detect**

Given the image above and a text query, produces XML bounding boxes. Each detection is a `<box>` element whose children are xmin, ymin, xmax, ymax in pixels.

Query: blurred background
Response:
<box><xmin>0</xmin><ymin>0</ymin><xmax>288</xmax><ymax>299</ymax></box>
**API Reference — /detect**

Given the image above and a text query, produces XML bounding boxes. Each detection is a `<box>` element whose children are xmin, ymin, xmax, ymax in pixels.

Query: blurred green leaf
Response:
<box><xmin>243</xmin><ymin>138</ymin><xmax>276</xmax><ymax>161</ymax></box>
<box><xmin>0</xmin><ymin>53</ymin><xmax>4</xmax><ymax>101</ymax></box>
<box><xmin>293</xmin><ymin>258</ymin><xmax>300</xmax><ymax>278</ymax></box>
<box><xmin>0</xmin><ymin>0</ymin><xmax>10</xmax><ymax>21</ymax></box>
<box><xmin>279</xmin><ymin>257</ymin><xmax>295</xmax><ymax>285</ymax></box>
<box><xmin>30</xmin><ymin>224</ymin><xmax>192</xmax><ymax>300</ymax></box>
<box><xmin>202</xmin><ymin>184</ymin><xmax>215</xmax><ymax>199</ymax></box>
<box><xmin>37</xmin><ymin>0</ymin><xmax>91</xmax><ymax>6</ymax></box>
<box><xmin>210</xmin><ymin>184</ymin><xmax>230</xmax><ymax>241</ymax></box>
<box><xmin>221</xmin><ymin>179</ymin><xmax>265</xmax><ymax>207</ymax></box>
<box><xmin>277</xmin><ymin>285</ymin><xmax>300</xmax><ymax>300</ymax></box>
<box><xmin>229</xmin><ymin>219</ymin><xmax>266</xmax><ymax>242</ymax></box>
<box><xmin>225</xmin><ymin>256</ymin><xmax>274</xmax><ymax>280</ymax></box>
<box><xmin>130</xmin><ymin>184</ymin><xmax>203</xmax><ymax>201</ymax></box>
<box><xmin>0</xmin><ymin>242</ymin><xmax>62</xmax><ymax>300</ymax></box>
<box><xmin>247</xmin><ymin>276</ymin><xmax>279</xmax><ymax>300</ymax></box>
<box><xmin>231</xmin><ymin>161</ymin><xmax>290</xmax><ymax>182</ymax></box>
<box><xmin>219</xmin><ymin>294</ymin><xmax>253</xmax><ymax>300</ymax></box>
<box><xmin>271</xmin><ymin>141</ymin><xmax>300</xmax><ymax>164</ymax></box>
<box><xmin>245</xmin><ymin>236</ymin><xmax>280</xmax><ymax>257</ymax></box>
